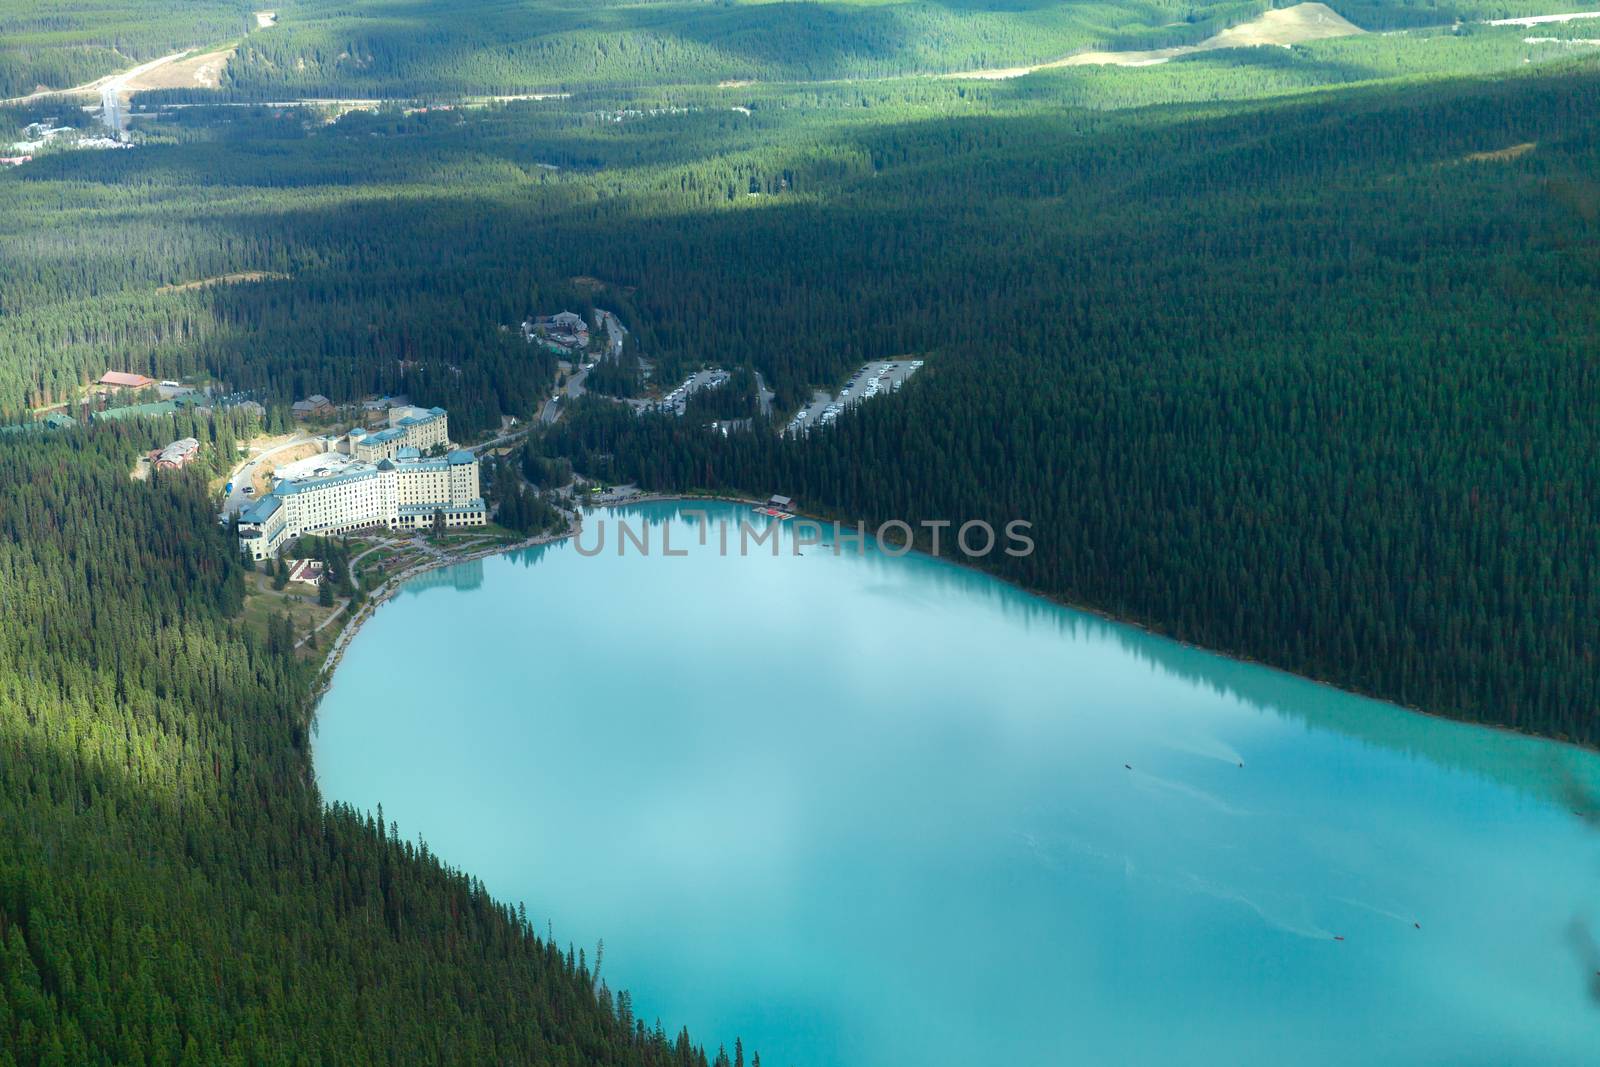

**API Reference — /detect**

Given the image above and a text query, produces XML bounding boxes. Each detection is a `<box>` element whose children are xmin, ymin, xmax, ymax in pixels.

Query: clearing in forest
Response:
<box><xmin>158</xmin><ymin>271</ymin><xmax>289</xmax><ymax>294</ymax></box>
<box><xmin>121</xmin><ymin>47</ymin><xmax>235</xmax><ymax>92</ymax></box>
<box><xmin>1462</xmin><ymin>142</ymin><xmax>1538</xmax><ymax>162</ymax></box>
<box><xmin>943</xmin><ymin>3</ymin><xmax>1365</xmax><ymax>78</ymax></box>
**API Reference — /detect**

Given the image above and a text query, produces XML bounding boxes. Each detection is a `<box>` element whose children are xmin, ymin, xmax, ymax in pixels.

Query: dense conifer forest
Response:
<box><xmin>544</xmin><ymin>62</ymin><xmax>1600</xmax><ymax>741</ymax></box>
<box><xmin>7</xmin><ymin>0</ymin><xmax>1599</xmax><ymax>97</ymax></box>
<box><xmin>3</xmin><ymin>3</ymin><xmax>1600</xmax><ymax>1061</ymax></box>
<box><xmin>0</xmin><ymin>427</ymin><xmax>724</xmax><ymax>1064</ymax></box>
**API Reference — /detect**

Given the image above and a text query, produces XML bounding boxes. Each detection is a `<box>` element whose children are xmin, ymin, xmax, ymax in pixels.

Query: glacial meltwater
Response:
<box><xmin>315</xmin><ymin>503</ymin><xmax>1600</xmax><ymax>1066</ymax></box>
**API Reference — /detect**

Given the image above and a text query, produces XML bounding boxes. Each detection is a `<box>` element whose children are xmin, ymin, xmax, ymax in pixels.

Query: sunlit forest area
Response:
<box><xmin>3</xmin><ymin>1</ymin><xmax>1600</xmax><ymax>1060</ymax></box>
<box><xmin>6</xmin><ymin>0</ymin><xmax>1600</xmax><ymax>96</ymax></box>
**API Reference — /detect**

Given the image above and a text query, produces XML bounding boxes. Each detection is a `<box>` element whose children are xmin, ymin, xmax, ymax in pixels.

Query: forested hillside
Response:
<box><xmin>222</xmin><ymin>0</ymin><xmax>1274</xmax><ymax>96</ymax></box>
<box><xmin>5</xmin><ymin>44</ymin><xmax>1599</xmax><ymax>747</ymax></box>
<box><xmin>0</xmin><ymin>427</ymin><xmax>723</xmax><ymax>1064</ymax></box>
<box><xmin>9</xmin><ymin>0</ymin><xmax>1600</xmax><ymax>100</ymax></box>
<box><xmin>0</xmin><ymin>1</ymin><xmax>249</xmax><ymax>98</ymax></box>
<box><xmin>543</xmin><ymin>63</ymin><xmax>1600</xmax><ymax>741</ymax></box>
<box><xmin>208</xmin><ymin>0</ymin><xmax>1600</xmax><ymax>97</ymax></box>
<box><xmin>2</xmin><ymin>12</ymin><xmax>1599</xmax><ymax>1062</ymax></box>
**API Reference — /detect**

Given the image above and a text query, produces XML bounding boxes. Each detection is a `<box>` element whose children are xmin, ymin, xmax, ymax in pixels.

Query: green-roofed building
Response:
<box><xmin>92</xmin><ymin>400</ymin><xmax>179</xmax><ymax>422</ymax></box>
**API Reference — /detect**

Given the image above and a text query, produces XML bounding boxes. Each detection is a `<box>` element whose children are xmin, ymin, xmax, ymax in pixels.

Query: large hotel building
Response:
<box><xmin>237</xmin><ymin>407</ymin><xmax>486</xmax><ymax>560</ymax></box>
<box><xmin>345</xmin><ymin>405</ymin><xmax>450</xmax><ymax>462</ymax></box>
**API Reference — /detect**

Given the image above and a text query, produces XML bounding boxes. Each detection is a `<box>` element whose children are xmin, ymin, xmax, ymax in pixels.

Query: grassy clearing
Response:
<box><xmin>157</xmin><ymin>270</ymin><xmax>288</xmax><ymax>294</ymax></box>
<box><xmin>1463</xmin><ymin>141</ymin><xmax>1538</xmax><ymax>161</ymax></box>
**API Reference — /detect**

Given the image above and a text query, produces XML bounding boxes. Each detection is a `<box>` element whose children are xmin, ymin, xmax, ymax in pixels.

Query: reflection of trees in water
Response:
<box><xmin>1562</xmin><ymin>777</ymin><xmax>1600</xmax><ymax>1009</ymax></box>
<box><xmin>400</xmin><ymin>557</ymin><xmax>485</xmax><ymax>595</ymax></box>
<box><xmin>441</xmin><ymin>500</ymin><xmax>1600</xmax><ymax>1008</ymax></box>
<box><xmin>586</xmin><ymin>504</ymin><xmax>1600</xmax><ymax>804</ymax></box>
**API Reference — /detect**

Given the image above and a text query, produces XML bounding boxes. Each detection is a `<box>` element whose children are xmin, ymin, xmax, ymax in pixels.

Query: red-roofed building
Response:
<box><xmin>99</xmin><ymin>371</ymin><xmax>155</xmax><ymax>390</ymax></box>
<box><xmin>285</xmin><ymin>559</ymin><xmax>325</xmax><ymax>585</ymax></box>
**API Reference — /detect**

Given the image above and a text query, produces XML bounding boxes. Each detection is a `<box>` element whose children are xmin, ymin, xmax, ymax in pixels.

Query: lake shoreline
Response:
<box><xmin>310</xmin><ymin>493</ymin><xmax>1600</xmax><ymax>1067</ymax></box>
<box><xmin>307</xmin><ymin>491</ymin><xmax>758</xmax><ymax>706</ymax></box>
<box><xmin>614</xmin><ymin>493</ymin><xmax>1597</xmax><ymax>760</ymax></box>
<box><xmin>308</xmin><ymin>491</ymin><xmax>1594</xmax><ymax>760</ymax></box>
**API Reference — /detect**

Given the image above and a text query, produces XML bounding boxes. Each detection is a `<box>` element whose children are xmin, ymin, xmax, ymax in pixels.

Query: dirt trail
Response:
<box><xmin>940</xmin><ymin>3</ymin><xmax>1364</xmax><ymax>80</ymax></box>
<box><xmin>1462</xmin><ymin>142</ymin><xmax>1538</xmax><ymax>162</ymax></box>
<box><xmin>2</xmin><ymin>46</ymin><xmax>231</xmax><ymax>114</ymax></box>
<box><xmin>1487</xmin><ymin>9</ymin><xmax>1600</xmax><ymax>25</ymax></box>
<box><xmin>3</xmin><ymin>50</ymin><xmax>186</xmax><ymax>106</ymax></box>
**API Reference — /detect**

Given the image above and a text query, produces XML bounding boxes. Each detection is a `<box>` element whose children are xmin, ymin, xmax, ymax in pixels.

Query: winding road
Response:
<box><xmin>221</xmin><ymin>432</ymin><xmax>315</xmax><ymax>518</ymax></box>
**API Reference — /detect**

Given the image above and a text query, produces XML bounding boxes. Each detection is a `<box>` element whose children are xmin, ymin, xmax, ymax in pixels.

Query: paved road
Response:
<box><xmin>538</xmin><ymin>362</ymin><xmax>592</xmax><ymax>425</ymax></box>
<box><xmin>754</xmin><ymin>370</ymin><xmax>775</xmax><ymax>417</ymax></box>
<box><xmin>100</xmin><ymin>84</ymin><xmax>124</xmax><ymax>135</ymax></box>
<box><xmin>596</xmin><ymin>309</ymin><xmax>628</xmax><ymax>358</ymax></box>
<box><xmin>222</xmin><ymin>432</ymin><xmax>314</xmax><ymax>518</ymax></box>
<box><xmin>470</xmin><ymin>426</ymin><xmax>533</xmax><ymax>453</ymax></box>
<box><xmin>1</xmin><ymin>49</ymin><xmax>187</xmax><ymax>108</ymax></box>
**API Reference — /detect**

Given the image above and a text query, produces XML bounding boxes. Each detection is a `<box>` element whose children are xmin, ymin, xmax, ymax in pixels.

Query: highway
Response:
<box><xmin>94</xmin><ymin>50</ymin><xmax>190</xmax><ymax>134</ymax></box>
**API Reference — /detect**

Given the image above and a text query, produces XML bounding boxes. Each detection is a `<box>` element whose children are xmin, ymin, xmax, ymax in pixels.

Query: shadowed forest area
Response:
<box><xmin>2</xmin><ymin>2</ymin><xmax>1599</xmax><ymax>1061</ymax></box>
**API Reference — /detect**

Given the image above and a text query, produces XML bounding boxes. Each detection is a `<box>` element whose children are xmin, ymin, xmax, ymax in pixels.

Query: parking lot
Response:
<box><xmin>785</xmin><ymin>359</ymin><xmax>923</xmax><ymax>436</ymax></box>
<box><xmin>632</xmin><ymin>367</ymin><xmax>732</xmax><ymax>417</ymax></box>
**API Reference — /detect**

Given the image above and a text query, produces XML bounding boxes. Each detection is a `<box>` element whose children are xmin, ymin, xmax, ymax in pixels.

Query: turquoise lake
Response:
<box><xmin>315</xmin><ymin>502</ymin><xmax>1600</xmax><ymax>1065</ymax></box>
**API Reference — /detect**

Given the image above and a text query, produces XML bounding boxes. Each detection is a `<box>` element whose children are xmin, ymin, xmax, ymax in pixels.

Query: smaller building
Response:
<box><xmin>768</xmin><ymin>494</ymin><xmax>793</xmax><ymax>510</ymax></box>
<box><xmin>362</xmin><ymin>394</ymin><xmax>408</xmax><ymax>413</ymax></box>
<box><xmin>284</xmin><ymin>559</ymin><xmax>325</xmax><ymax>585</ymax></box>
<box><xmin>157</xmin><ymin>381</ymin><xmax>197</xmax><ymax>401</ymax></box>
<box><xmin>92</xmin><ymin>400</ymin><xmax>179</xmax><ymax>422</ymax></box>
<box><xmin>523</xmin><ymin>311</ymin><xmax>591</xmax><ymax>352</ymax></box>
<box><xmin>43</xmin><ymin>413</ymin><xmax>76</xmax><ymax>430</ymax></box>
<box><xmin>292</xmin><ymin>394</ymin><xmax>334</xmax><ymax>419</ymax></box>
<box><xmin>99</xmin><ymin>371</ymin><xmax>155</xmax><ymax>390</ymax></box>
<box><xmin>151</xmin><ymin>437</ymin><xmax>200</xmax><ymax>470</ymax></box>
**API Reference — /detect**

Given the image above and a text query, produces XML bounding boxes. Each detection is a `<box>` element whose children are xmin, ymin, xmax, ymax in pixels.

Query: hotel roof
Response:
<box><xmin>92</xmin><ymin>400</ymin><xmax>179</xmax><ymax>421</ymax></box>
<box><xmin>99</xmin><ymin>371</ymin><xmax>155</xmax><ymax>388</ymax></box>
<box><xmin>275</xmin><ymin>463</ymin><xmax>382</xmax><ymax>495</ymax></box>
<box><xmin>394</xmin><ymin>407</ymin><xmax>446</xmax><ymax>427</ymax></box>
<box><xmin>396</xmin><ymin>456</ymin><xmax>451</xmax><ymax>473</ymax></box>
<box><xmin>239</xmin><ymin>495</ymin><xmax>282</xmax><ymax>524</ymax></box>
